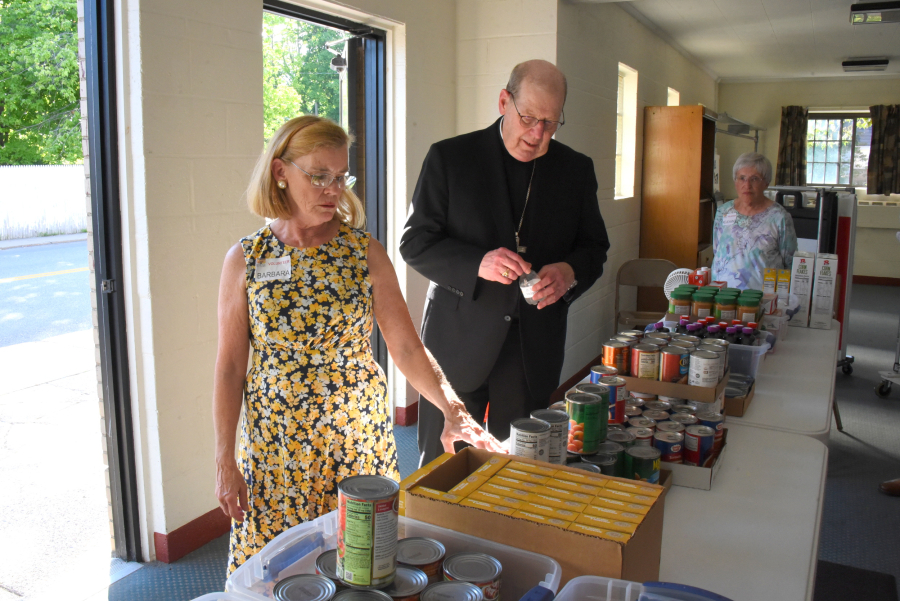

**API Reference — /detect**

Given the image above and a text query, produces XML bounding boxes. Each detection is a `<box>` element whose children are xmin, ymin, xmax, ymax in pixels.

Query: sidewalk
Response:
<box><xmin>0</xmin><ymin>232</ymin><xmax>88</xmax><ymax>250</ymax></box>
<box><xmin>0</xmin><ymin>331</ymin><xmax>119</xmax><ymax>601</ymax></box>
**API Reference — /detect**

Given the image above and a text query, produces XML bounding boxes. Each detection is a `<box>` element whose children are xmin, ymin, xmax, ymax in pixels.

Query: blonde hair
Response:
<box><xmin>246</xmin><ymin>115</ymin><xmax>365</xmax><ymax>228</ymax></box>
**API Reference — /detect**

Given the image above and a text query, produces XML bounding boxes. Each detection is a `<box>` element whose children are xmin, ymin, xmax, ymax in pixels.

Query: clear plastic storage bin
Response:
<box><xmin>190</xmin><ymin>594</ymin><xmax>256</xmax><ymax>601</ymax></box>
<box><xmin>226</xmin><ymin>511</ymin><xmax>562</xmax><ymax>601</ymax></box>
<box><xmin>727</xmin><ymin>342</ymin><xmax>769</xmax><ymax>379</ymax></box>
<box><xmin>554</xmin><ymin>575</ymin><xmax>646</xmax><ymax>601</ymax></box>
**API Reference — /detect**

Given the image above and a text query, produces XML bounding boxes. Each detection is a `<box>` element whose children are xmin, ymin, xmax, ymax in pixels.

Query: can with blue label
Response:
<box><xmin>683</xmin><ymin>425</ymin><xmax>716</xmax><ymax>466</ymax></box>
<box><xmin>653</xmin><ymin>431</ymin><xmax>684</xmax><ymax>464</ymax></box>
<box><xmin>590</xmin><ymin>365</ymin><xmax>618</xmax><ymax>383</ymax></box>
<box><xmin>696</xmin><ymin>411</ymin><xmax>725</xmax><ymax>453</ymax></box>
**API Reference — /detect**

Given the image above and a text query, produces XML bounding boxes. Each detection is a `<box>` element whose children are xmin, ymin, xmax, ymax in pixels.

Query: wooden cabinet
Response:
<box><xmin>640</xmin><ymin>105</ymin><xmax>718</xmax><ymax>269</ymax></box>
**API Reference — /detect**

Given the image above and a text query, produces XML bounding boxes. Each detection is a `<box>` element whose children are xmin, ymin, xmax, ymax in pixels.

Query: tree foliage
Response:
<box><xmin>0</xmin><ymin>0</ymin><xmax>82</xmax><ymax>165</ymax></box>
<box><xmin>263</xmin><ymin>13</ymin><xmax>345</xmax><ymax>142</ymax></box>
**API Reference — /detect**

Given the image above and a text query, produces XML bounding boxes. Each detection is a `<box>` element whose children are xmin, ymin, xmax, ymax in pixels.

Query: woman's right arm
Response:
<box><xmin>213</xmin><ymin>243</ymin><xmax>252</xmax><ymax>522</ymax></box>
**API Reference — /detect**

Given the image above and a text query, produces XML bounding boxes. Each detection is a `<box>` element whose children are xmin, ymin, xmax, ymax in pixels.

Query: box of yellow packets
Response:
<box><xmin>400</xmin><ymin>448</ymin><xmax>670</xmax><ymax>588</ymax></box>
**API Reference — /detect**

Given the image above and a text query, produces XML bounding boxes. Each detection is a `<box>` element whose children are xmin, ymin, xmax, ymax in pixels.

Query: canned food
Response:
<box><xmin>334</xmin><ymin>592</ymin><xmax>393</xmax><ymax>601</ymax></box>
<box><xmin>602</xmin><ymin>341</ymin><xmax>630</xmax><ymax>376</ymax></box>
<box><xmin>668</xmin><ymin>340</ymin><xmax>696</xmax><ymax>351</ymax></box>
<box><xmin>565</xmin><ymin>392</ymin><xmax>606</xmax><ymax>455</ymax></box>
<box><xmin>641</xmin><ymin>338</ymin><xmax>668</xmax><ymax>350</ymax></box>
<box><xmin>337</xmin><ymin>475</ymin><xmax>400</xmax><ymax>588</ymax></box>
<box><xmin>590</xmin><ymin>364</ymin><xmax>618</xmax><ymax>382</ymax></box>
<box><xmin>678</xmin><ymin>335</ymin><xmax>701</xmax><ymax>345</ymax></box>
<box><xmin>625</xmin><ymin>426</ymin><xmax>653</xmax><ymax>446</ymax></box>
<box><xmin>688</xmin><ymin>350</ymin><xmax>720</xmax><ymax>388</ymax></box>
<box><xmin>606</xmin><ymin>429</ymin><xmax>636</xmax><ymax>448</ymax></box>
<box><xmin>671</xmin><ymin>404</ymin><xmax>695</xmax><ymax>415</ymax></box>
<box><xmin>397</xmin><ymin>538</ymin><xmax>446</xmax><ymax>584</ymax></box>
<box><xmin>614</xmin><ymin>336</ymin><xmax>639</xmax><ymax>347</ymax></box>
<box><xmin>656</xmin><ymin>421</ymin><xmax>685</xmax><ymax>434</ymax></box>
<box><xmin>275</xmin><ymin>575</ymin><xmax>338</xmax><ymax>601</ymax></box>
<box><xmin>625</xmin><ymin>397</ymin><xmax>645</xmax><ymax>409</ymax></box>
<box><xmin>421</xmin><ymin>582</ymin><xmax>484</xmax><ymax>601</ymax></box>
<box><xmin>630</xmin><ymin>392</ymin><xmax>656</xmax><ymax>403</ymax></box>
<box><xmin>317</xmin><ymin>550</ymin><xmax>346</xmax><ymax>589</ymax></box>
<box><xmin>574</xmin><ymin>383</ymin><xmax>609</xmax><ymax>401</ymax></box>
<box><xmin>631</xmin><ymin>344</ymin><xmax>661</xmax><ymax>379</ymax></box>
<box><xmin>548</xmin><ymin>401</ymin><xmax>566</xmax><ymax>412</ymax></box>
<box><xmin>696</xmin><ymin>412</ymin><xmax>725</xmax><ymax>453</ymax></box>
<box><xmin>645</xmin><ymin>400</ymin><xmax>672</xmax><ymax>412</ymax></box>
<box><xmin>698</xmin><ymin>344</ymin><xmax>726</xmax><ymax>381</ymax></box>
<box><xmin>642</xmin><ymin>409</ymin><xmax>670</xmax><ymax>423</ymax></box>
<box><xmin>658</xmin><ymin>346</ymin><xmax>690</xmax><ymax>383</ymax></box>
<box><xmin>530</xmin><ymin>409</ymin><xmax>570</xmax><ymax>465</ymax></box>
<box><xmin>624</xmin><ymin>446</ymin><xmax>661</xmax><ymax>483</ymax></box>
<box><xmin>599</xmin><ymin>376</ymin><xmax>627</xmax><ymax>424</ymax></box>
<box><xmin>442</xmin><ymin>553</ymin><xmax>502</xmax><ymax>601</ymax></box>
<box><xmin>686</xmin><ymin>400</ymin><xmax>717</xmax><ymax>415</ymax></box>
<box><xmin>627</xmin><ymin>416</ymin><xmax>656</xmax><ymax>431</ymax></box>
<box><xmin>645</xmin><ymin>332</ymin><xmax>671</xmax><ymax>342</ymax></box>
<box><xmin>582</xmin><ymin>453</ymin><xmax>618</xmax><ymax>476</ymax></box>
<box><xmin>569</xmin><ymin>461</ymin><xmax>603</xmax><ymax>473</ymax></box>
<box><xmin>658</xmin><ymin>395</ymin><xmax>682</xmax><ymax>404</ymax></box>
<box><xmin>653</xmin><ymin>431</ymin><xmax>684</xmax><ymax>464</ymax></box>
<box><xmin>683</xmin><ymin>425</ymin><xmax>716</xmax><ymax>466</ymax></box>
<box><xmin>591</xmin><ymin>441</ymin><xmax>625</xmax><ymax>476</ymax></box>
<box><xmin>509</xmin><ymin>418</ymin><xmax>551</xmax><ymax>462</ymax></box>
<box><xmin>670</xmin><ymin>413</ymin><xmax>698</xmax><ymax>427</ymax></box>
<box><xmin>381</xmin><ymin>567</ymin><xmax>430</xmax><ymax>601</ymax></box>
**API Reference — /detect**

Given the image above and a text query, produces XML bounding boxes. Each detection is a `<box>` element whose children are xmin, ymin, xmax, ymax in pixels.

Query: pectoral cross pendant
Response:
<box><xmin>515</xmin><ymin>233</ymin><xmax>526</xmax><ymax>254</ymax></box>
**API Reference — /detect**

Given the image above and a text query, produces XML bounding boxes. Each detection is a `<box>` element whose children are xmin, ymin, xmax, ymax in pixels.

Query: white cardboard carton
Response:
<box><xmin>809</xmin><ymin>253</ymin><xmax>838</xmax><ymax>329</ymax></box>
<box><xmin>788</xmin><ymin>251</ymin><xmax>815</xmax><ymax>328</ymax></box>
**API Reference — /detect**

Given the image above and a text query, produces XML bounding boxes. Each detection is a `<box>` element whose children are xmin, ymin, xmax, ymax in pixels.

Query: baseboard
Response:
<box><xmin>395</xmin><ymin>401</ymin><xmax>418</xmax><ymax>426</ymax></box>
<box><xmin>853</xmin><ymin>275</ymin><xmax>900</xmax><ymax>287</ymax></box>
<box><xmin>154</xmin><ymin>507</ymin><xmax>231</xmax><ymax>564</ymax></box>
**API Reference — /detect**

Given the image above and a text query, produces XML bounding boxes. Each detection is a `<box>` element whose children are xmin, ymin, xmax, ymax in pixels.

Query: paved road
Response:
<box><xmin>0</xmin><ymin>241</ymin><xmax>92</xmax><ymax>348</ymax></box>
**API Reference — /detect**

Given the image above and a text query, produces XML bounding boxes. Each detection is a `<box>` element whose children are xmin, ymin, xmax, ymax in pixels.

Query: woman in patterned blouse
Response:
<box><xmin>711</xmin><ymin>152</ymin><xmax>798</xmax><ymax>290</ymax></box>
<box><xmin>212</xmin><ymin>116</ymin><xmax>503</xmax><ymax>572</ymax></box>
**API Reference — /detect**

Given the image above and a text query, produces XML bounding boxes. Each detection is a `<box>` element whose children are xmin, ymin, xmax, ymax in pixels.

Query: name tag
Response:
<box><xmin>722</xmin><ymin>211</ymin><xmax>737</xmax><ymax>227</ymax></box>
<box><xmin>254</xmin><ymin>256</ymin><xmax>291</xmax><ymax>282</ymax></box>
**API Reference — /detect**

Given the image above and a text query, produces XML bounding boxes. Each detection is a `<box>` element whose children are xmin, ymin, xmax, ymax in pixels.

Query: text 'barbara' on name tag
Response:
<box><xmin>254</xmin><ymin>256</ymin><xmax>292</xmax><ymax>282</ymax></box>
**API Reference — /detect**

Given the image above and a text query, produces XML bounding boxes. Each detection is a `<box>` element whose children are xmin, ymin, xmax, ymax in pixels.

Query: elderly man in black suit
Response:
<box><xmin>400</xmin><ymin>59</ymin><xmax>610</xmax><ymax>466</ymax></box>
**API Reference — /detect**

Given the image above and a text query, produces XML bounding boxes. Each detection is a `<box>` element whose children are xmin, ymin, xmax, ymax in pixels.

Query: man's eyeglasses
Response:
<box><xmin>507</xmin><ymin>90</ymin><xmax>565</xmax><ymax>134</ymax></box>
<box><xmin>289</xmin><ymin>160</ymin><xmax>357</xmax><ymax>189</ymax></box>
<box><xmin>735</xmin><ymin>175</ymin><xmax>765</xmax><ymax>186</ymax></box>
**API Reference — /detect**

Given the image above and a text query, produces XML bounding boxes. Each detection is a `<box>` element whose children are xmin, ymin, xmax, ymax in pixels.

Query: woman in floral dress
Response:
<box><xmin>212</xmin><ymin>116</ymin><xmax>503</xmax><ymax>574</ymax></box>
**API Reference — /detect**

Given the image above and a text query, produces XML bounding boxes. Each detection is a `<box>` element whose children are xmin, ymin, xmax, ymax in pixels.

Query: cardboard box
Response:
<box><xmin>402</xmin><ymin>448</ymin><xmax>670</xmax><ymax>585</ymax></box>
<box><xmin>788</xmin><ymin>251</ymin><xmax>815</xmax><ymax>328</ymax></box>
<box><xmin>662</xmin><ymin>431</ymin><xmax>728</xmax><ymax>491</ymax></box>
<box><xmin>809</xmin><ymin>254</ymin><xmax>838</xmax><ymax>330</ymax></box>
<box><xmin>724</xmin><ymin>381</ymin><xmax>755</xmax><ymax>417</ymax></box>
<box><xmin>619</xmin><ymin>368</ymin><xmax>730</xmax><ymax>405</ymax></box>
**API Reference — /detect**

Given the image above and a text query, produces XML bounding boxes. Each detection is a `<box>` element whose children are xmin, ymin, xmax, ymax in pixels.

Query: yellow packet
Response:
<box><xmin>520</xmin><ymin>502</ymin><xmax>579</xmax><ymax>521</ymax></box>
<box><xmin>595</xmin><ymin>487</ymin><xmax>656</xmax><ymax>507</ymax></box>
<box><xmin>526</xmin><ymin>493</ymin><xmax>587</xmax><ymax>513</ymax></box>
<box><xmin>449</xmin><ymin>475</ymin><xmax>487</xmax><ymax>497</ymax></box>
<box><xmin>460</xmin><ymin>498</ymin><xmax>516</xmax><ymax>516</ymax></box>
<box><xmin>498</xmin><ymin>468</ymin><xmax>549</xmax><ymax>485</ymax></box>
<box><xmin>473</xmin><ymin>456</ymin><xmax>511</xmax><ymax>479</ymax></box>
<box><xmin>546</xmin><ymin>478</ymin><xmax>602</xmax><ymax>496</ymax></box>
<box><xmin>574</xmin><ymin>513</ymin><xmax>638</xmax><ymax>535</ymax></box>
<box><xmin>604</xmin><ymin>479</ymin><xmax>663</xmax><ymax>498</ymax></box>
<box><xmin>468</xmin><ymin>490</ymin><xmax>524</xmax><ymax>510</ymax></box>
<box><xmin>507</xmin><ymin>460</ymin><xmax>557</xmax><ymax>478</ymax></box>
<box><xmin>412</xmin><ymin>486</ymin><xmax>462</xmax><ymax>503</ymax></box>
<box><xmin>537</xmin><ymin>485</ymin><xmax>594</xmax><ymax>504</ymax></box>
<box><xmin>479</xmin><ymin>482</ymin><xmax>531</xmax><ymax>500</ymax></box>
<box><xmin>582</xmin><ymin>504</ymin><xmax>643</xmax><ymax>524</ymax></box>
<box><xmin>568</xmin><ymin>522</ymin><xmax>632</xmax><ymax>543</ymax></box>
<box><xmin>553</xmin><ymin>469</ymin><xmax>608</xmax><ymax>488</ymax></box>
<box><xmin>591</xmin><ymin>496</ymin><xmax>651</xmax><ymax>515</ymax></box>
<box><xmin>513</xmin><ymin>510</ymin><xmax>572</xmax><ymax>528</ymax></box>
<box><xmin>489</xmin><ymin>475</ymin><xmax>542</xmax><ymax>492</ymax></box>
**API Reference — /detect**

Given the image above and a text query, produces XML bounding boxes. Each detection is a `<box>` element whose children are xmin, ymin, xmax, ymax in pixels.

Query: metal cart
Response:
<box><xmin>875</xmin><ymin>303</ymin><xmax>900</xmax><ymax>398</ymax></box>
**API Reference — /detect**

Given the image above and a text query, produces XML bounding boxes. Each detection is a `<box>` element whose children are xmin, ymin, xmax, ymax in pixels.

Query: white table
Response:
<box><xmin>659</xmin><ymin>423</ymin><xmax>828</xmax><ymax>601</ymax></box>
<box><xmin>728</xmin><ymin>320</ymin><xmax>841</xmax><ymax>441</ymax></box>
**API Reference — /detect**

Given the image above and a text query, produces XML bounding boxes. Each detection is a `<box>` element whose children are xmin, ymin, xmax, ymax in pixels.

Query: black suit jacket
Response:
<box><xmin>400</xmin><ymin>119</ymin><xmax>610</xmax><ymax>398</ymax></box>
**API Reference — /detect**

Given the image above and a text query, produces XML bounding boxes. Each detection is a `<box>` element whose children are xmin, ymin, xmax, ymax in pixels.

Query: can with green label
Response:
<box><xmin>337</xmin><ymin>475</ymin><xmax>400</xmax><ymax>588</ymax></box>
<box><xmin>565</xmin><ymin>391</ymin><xmax>606</xmax><ymax>454</ymax></box>
<box><xmin>624</xmin><ymin>446</ymin><xmax>661</xmax><ymax>483</ymax></box>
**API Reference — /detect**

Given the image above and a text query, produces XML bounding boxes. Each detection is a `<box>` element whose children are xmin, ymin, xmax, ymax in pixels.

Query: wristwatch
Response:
<box><xmin>563</xmin><ymin>279</ymin><xmax>578</xmax><ymax>303</ymax></box>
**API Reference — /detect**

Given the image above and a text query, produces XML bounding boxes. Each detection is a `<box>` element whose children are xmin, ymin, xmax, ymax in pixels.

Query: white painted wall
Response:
<box><xmin>554</xmin><ymin>1</ymin><xmax>717</xmax><ymax>381</ymax></box>
<box><xmin>717</xmin><ymin>76</ymin><xmax>900</xmax><ymax>279</ymax></box>
<box><xmin>0</xmin><ymin>165</ymin><xmax>87</xmax><ymax>239</ymax></box>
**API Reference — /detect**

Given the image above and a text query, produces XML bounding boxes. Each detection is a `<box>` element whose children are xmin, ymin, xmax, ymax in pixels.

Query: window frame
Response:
<box><xmin>615</xmin><ymin>63</ymin><xmax>638</xmax><ymax>200</ymax></box>
<box><xmin>805</xmin><ymin>112</ymin><xmax>871</xmax><ymax>188</ymax></box>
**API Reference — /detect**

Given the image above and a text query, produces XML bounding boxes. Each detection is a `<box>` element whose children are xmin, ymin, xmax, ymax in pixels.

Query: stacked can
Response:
<box><xmin>565</xmin><ymin>391</ymin><xmax>607</xmax><ymax>455</ymax></box>
<box><xmin>600</xmin><ymin>376</ymin><xmax>628</xmax><ymax>424</ymax></box>
<box><xmin>589</xmin><ymin>364</ymin><xmax>618</xmax><ymax>383</ymax></box>
<box><xmin>337</xmin><ymin>475</ymin><xmax>400</xmax><ymax>589</ymax></box>
<box><xmin>443</xmin><ymin>553</ymin><xmax>502</xmax><ymax>601</ymax></box>
<box><xmin>659</xmin><ymin>346</ymin><xmax>690</xmax><ymax>383</ymax></box>
<box><xmin>688</xmin><ymin>350</ymin><xmax>719</xmax><ymax>387</ymax></box>
<box><xmin>530</xmin><ymin>409</ymin><xmax>570</xmax><ymax>465</ymax></box>
<box><xmin>696</xmin><ymin>412</ymin><xmax>725</xmax><ymax>453</ymax></box>
<box><xmin>602</xmin><ymin>340</ymin><xmax>630</xmax><ymax>376</ymax></box>
<box><xmin>653</xmin><ymin>431</ymin><xmax>684</xmax><ymax>464</ymax></box>
<box><xmin>623</xmin><ymin>446</ymin><xmax>661</xmax><ymax>483</ymax></box>
<box><xmin>683</xmin><ymin>425</ymin><xmax>716</xmax><ymax>466</ymax></box>
<box><xmin>630</xmin><ymin>344</ymin><xmax>661</xmax><ymax>379</ymax></box>
<box><xmin>508</xmin><ymin>418</ymin><xmax>551</xmax><ymax>462</ymax></box>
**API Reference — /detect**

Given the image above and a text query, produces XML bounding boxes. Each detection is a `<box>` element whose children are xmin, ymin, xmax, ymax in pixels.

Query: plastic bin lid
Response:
<box><xmin>641</xmin><ymin>582</ymin><xmax>734</xmax><ymax>601</ymax></box>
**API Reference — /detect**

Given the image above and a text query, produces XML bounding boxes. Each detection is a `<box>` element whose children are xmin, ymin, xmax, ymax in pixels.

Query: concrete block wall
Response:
<box><xmin>554</xmin><ymin>1</ymin><xmax>717</xmax><ymax>380</ymax></box>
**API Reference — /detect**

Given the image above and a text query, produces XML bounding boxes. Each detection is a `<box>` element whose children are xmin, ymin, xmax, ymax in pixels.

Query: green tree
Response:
<box><xmin>0</xmin><ymin>0</ymin><xmax>81</xmax><ymax>165</ymax></box>
<box><xmin>263</xmin><ymin>13</ymin><xmax>345</xmax><ymax>142</ymax></box>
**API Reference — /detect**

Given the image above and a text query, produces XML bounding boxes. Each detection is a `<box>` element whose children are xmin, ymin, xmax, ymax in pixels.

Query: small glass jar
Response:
<box><xmin>714</xmin><ymin>294</ymin><xmax>738</xmax><ymax>322</ymax></box>
<box><xmin>519</xmin><ymin>272</ymin><xmax>541</xmax><ymax>305</ymax></box>
<box><xmin>671</xmin><ymin>290</ymin><xmax>693</xmax><ymax>315</ymax></box>
<box><xmin>691</xmin><ymin>292</ymin><xmax>715</xmax><ymax>318</ymax></box>
<box><xmin>737</xmin><ymin>296</ymin><xmax>760</xmax><ymax>323</ymax></box>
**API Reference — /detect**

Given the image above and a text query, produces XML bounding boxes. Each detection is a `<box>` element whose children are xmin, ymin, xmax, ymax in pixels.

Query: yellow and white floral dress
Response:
<box><xmin>228</xmin><ymin>223</ymin><xmax>399</xmax><ymax>574</ymax></box>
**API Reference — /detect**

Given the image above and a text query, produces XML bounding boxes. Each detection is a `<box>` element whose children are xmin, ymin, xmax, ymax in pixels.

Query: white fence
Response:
<box><xmin>0</xmin><ymin>165</ymin><xmax>87</xmax><ymax>240</ymax></box>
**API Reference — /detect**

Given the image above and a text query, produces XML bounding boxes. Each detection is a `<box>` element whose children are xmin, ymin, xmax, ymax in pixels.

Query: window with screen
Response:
<box><xmin>615</xmin><ymin>72</ymin><xmax>624</xmax><ymax>197</ymax></box>
<box><xmin>806</xmin><ymin>114</ymin><xmax>872</xmax><ymax>187</ymax></box>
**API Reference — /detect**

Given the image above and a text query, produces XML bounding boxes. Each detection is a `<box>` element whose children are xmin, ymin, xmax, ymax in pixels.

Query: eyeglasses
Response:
<box><xmin>507</xmin><ymin>90</ymin><xmax>565</xmax><ymax>134</ymax></box>
<box><xmin>289</xmin><ymin>160</ymin><xmax>357</xmax><ymax>189</ymax></box>
<box><xmin>735</xmin><ymin>175</ymin><xmax>765</xmax><ymax>186</ymax></box>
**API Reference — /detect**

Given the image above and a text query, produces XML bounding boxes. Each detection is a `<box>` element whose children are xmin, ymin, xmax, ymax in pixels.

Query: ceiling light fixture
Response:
<box><xmin>842</xmin><ymin>57</ymin><xmax>890</xmax><ymax>72</ymax></box>
<box><xmin>850</xmin><ymin>1</ymin><xmax>900</xmax><ymax>23</ymax></box>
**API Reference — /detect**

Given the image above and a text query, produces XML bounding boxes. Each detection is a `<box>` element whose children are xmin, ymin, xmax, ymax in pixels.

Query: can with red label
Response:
<box><xmin>624</xmin><ymin>405</ymin><xmax>643</xmax><ymax>419</ymax></box>
<box><xmin>602</xmin><ymin>341</ymin><xmax>630</xmax><ymax>376</ymax></box>
<box><xmin>625</xmin><ymin>426</ymin><xmax>654</xmax><ymax>446</ymax></box>
<box><xmin>600</xmin><ymin>376</ymin><xmax>627</xmax><ymax>424</ymax></box>
<box><xmin>590</xmin><ymin>365</ymin><xmax>618</xmax><ymax>383</ymax></box>
<box><xmin>683</xmin><ymin>425</ymin><xmax>716</xmax><ymax>466</ymax></box>
<box><xmin>653</xmin><ymin>431</ymin><xmax>684</xmax><ymax>463</ymax></box>
<box><xmin>337</xmin><ymin>475</ymin><xmax>400</xmax><ymax>588</ymax></box>
<box><xmin>659</xmin><ymin>346</ymin><xmax>690</xmax><ymax>383</ymax></box>
<box><xmin>646</xmin><ymin>400</ymin><xmax>673</xmax><ymax>412</ymax></box>
<box><xmin>696</xmin><ymin>411</ymin><xmax>726</xmax><ymax>453</ymax></box>
<box><xmin>442</xmin><ymin>553</ymin><xmax>502</xmax><ymax>601</ymax></box>
<box><xmin>631</xmin><ymin>344</ymin><xmax>661</xmax><ymax>380</ymax></box>
<box><xmin>671</xmin><ymin>404</ymin><xmax>695</xmax><ymax>415</ymax></box>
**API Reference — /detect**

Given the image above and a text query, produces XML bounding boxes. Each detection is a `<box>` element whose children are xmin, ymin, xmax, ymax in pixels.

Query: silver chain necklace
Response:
<box><xmin>515</xmin><ymin>161</ymin><xmax>536</xmax><ymax>254</ymax></box>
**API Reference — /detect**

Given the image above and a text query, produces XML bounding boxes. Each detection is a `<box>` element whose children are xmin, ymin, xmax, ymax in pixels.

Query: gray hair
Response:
<box><xmin>506</xmin><ymin>61</ymin><xmax>568</xmax><ymax>103</ymax></box>
<box><xmin>732</xmin><ymin>152</ymin><xmax>772</xmax><ymax>184</ymax></box>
